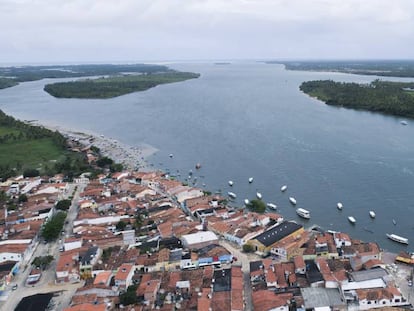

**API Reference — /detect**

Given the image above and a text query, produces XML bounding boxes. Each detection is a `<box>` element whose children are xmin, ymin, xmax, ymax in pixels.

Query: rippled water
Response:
<box><xmin>1</xmin><ymin>61</ymin><xmax>413</xmax><ymax>252</ymax></box>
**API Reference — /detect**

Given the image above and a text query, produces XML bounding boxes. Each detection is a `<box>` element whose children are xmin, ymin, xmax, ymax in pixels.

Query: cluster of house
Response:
<box><xmin>0</xmin><ymin>170</ymin><xmax>412</xmax><ymax>310</ymax></box>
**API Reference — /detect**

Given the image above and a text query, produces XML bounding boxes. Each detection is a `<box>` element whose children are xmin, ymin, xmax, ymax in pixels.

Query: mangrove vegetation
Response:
<box><xmin>43</xmin><ymin>71</ymin><xmax>200</xmax><ymax>99</ymax></box>
<box><xmin>300</xmin><ymin>79</ymin><xmax>414</xmax><ymax>118</ymax></box>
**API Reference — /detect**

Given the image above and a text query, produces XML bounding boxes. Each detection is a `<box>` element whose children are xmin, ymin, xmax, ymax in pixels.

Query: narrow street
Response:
<box><xmin>0</xmin><ymin>183</ymin><xmax>85</xmax><ymax>311</ymax></box>
<box><xmin>219</xmin><ymin>239</ymin><xmax>258</xmax><ymax>311</ymax></box>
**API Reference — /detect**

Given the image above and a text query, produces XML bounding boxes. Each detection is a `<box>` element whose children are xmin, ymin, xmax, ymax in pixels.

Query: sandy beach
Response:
<box><xmin>35</xmin><ymin>123</ymin><xmax>158</xmax><ymax>171</ymax></box>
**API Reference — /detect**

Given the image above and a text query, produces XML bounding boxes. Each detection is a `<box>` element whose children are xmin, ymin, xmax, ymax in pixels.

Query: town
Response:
<box><xmin>0</xmin><ymin>141</ymin><xmax>413</xmax><ymax>311</ymax></box>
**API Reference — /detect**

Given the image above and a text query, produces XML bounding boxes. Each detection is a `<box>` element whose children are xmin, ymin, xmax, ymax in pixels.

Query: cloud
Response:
<box><xmin>1</xmin><ymin>0</ymin><xmax>414</xmax><ymax>62</ymax></box>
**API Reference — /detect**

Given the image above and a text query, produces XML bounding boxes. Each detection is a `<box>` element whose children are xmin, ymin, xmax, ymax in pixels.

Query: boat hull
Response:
<box><xmin>386</xmin><ymin>234</ymin><xmax>409</xmax><ymax>245</ymax></box>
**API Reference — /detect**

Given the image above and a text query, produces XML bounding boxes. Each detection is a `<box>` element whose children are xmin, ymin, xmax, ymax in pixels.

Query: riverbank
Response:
<box><xmin>34</xmin><ymin>123</ymin><xmax>158</xmax><ymax>171</ymax></box>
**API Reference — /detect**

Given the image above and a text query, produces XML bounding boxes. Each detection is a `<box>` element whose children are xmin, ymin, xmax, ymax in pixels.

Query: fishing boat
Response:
<box><xmin>369</xmin><ymin>211</ymin><xmax>376</xmax><ymax>218</ymax></box>
<box><xmin>296</xmin><ymin>208</ymin><xmax>310</xmax><ymax>219</ymax></box>
<box><xmin>248</xmin><ymin>177</ymin><xmax>254</xmax><ymax>183</ymax></box>
<box><xmin>289</xmin><ymin>197</ymin><xmax>297</xmax><ymax>205</ymax></box>
<box><xmin>386</xmin><ymin>233</ymin><xmax>409</xmax><ymax>245</ymax></box>
<box><xmin>228</xmin><ymin>192</ymin><xmax>237</xmax><ymax>199</ymax></box>
<box><xmin>228</xmin><ymin>180</ymin><xmax>233</xmax><ymax>186</ymax></box>
<box><xmin>256</xmin><ymin>192</ymin><xmax>262</xmax><ymax>200</ymax></box>
<box><xmin>348</xmin><ymin>216</ymin><xmax>356</xmax><ymax>224</ymax></box>
<box><xmin>244</xmin><ymin>199</ymin><xmax>250</xmax><ymax>205</ymax></box>
<box><xmin>281</xmin><ymin>185</ymin><xmax>288</xmax><ymax>192</ymax></box>
<box><xmin>267</xmin><ymin>203</ymin><xmax>277</xmax><ymax>210</ymax></box>
<box><xmin>337</xmin><ymin>202</ymin><xmax>343</xmax><ymax>210</ymax></box>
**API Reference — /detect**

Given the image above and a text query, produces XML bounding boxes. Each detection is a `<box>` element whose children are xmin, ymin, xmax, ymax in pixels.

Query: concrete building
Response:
<box><xmin>181</xmin><ymin>231</ymin><xmax>218</xmax><ymax>250</ymax></box>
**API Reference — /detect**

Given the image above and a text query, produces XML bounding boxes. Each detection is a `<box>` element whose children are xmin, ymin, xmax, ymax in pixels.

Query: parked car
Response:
<box><xmin>12</xmin><ymin>284</ymin><xmax>18</xmax><ymax>290</ymax></box>
<box><xmin>408</xmin><ymin>280</ymin><xmax>413</xmax><ymax>287</ymax></box>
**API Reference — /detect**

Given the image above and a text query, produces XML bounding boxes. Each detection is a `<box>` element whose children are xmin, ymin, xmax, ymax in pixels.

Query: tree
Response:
<box><xmin>242</xmin><ymin>244</ymin><xmax>254</xmax><ymax>253</ymax></box>
<box><xmin>18</xmin><ymin>194</ymin><xmax>28</xmax><ymax>203</ymax></box>
<box><xmin>247</xmin><ymin>199</ymin><xmax>266</xmax><ymax>213</ymax></box>
<box><xmin>96</xmin><ymin>156</ymin><xmax>113</xmax><ymax>168</ymax></box>
<box><xmin>116</xmin><ymin>220</ymin><xmax>127</xmax><ymax>231</ymax></box>
<box><xmin>41</xmin><ymin>211</ymin><xmax>67</xmax><ymax>241</ymax></box>
<box><xmin>55</xmin><ymin>199</ymin><xmax>72</xmax><ymax>211</ymax></box>
<box><xmin>23</xmin><ymin>168</ymin><xmax>40</xmax><ymax>177</ymax></box>
<box><xmin>32</xmin><ymin>255</ymin><xmax>54</xmax><ymax>270</ymax></box>
<box><xmin>119</xmin><ymin>285</ymin><xmax>138</xmax><ymax>306</ymax></box>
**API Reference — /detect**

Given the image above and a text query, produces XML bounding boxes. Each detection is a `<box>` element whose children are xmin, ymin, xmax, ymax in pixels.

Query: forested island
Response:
<box><xmin>44</xmin><ymin>71</ymin><xmax>200</xmax><ymax>99</ymax></box>
<box><xmin>269</xmin><ymin>60</ymin><xmax>414</xmax><ymax>78</ymax></box>
<box><xmin>300</xmin><ymin>80</ymin><xmax>414</xmax><ymax>118</ymax></box>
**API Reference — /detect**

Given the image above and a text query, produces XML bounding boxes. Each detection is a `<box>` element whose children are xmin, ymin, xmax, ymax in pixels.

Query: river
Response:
<box><xmin>1</xmin><ymin>61</ymin><xmax>413</xmax><ymax>253</ymax></box>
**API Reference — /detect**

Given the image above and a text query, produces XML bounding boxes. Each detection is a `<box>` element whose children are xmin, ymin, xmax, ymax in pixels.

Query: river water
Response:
<box><xmin>1</xmin><ymin>61</ymin><xmax>413</xmax><ymax>253</ymax></box>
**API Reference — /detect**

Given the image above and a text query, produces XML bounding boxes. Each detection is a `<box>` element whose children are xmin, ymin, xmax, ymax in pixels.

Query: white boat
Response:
<box><xmin>392</xmin><ymin>219</ymin><xmax>397</xmax><ymax>225</ymax></box>
<box><xmin>228</xmin><ymin>180</ymin><xmax>233</xmax><ymax>186</ymax></box>
<box><xmin>267</xmin><ymin>203</ymin><xmax>277</xmax><ymax>210</ymax></box>
<box><xmin>386</xmin><ymin>233</ymin><xmax>409</xmax><ymax>245</ymax></box>
<box><xmin>337</xmin><ymin>202</ymin><xmax>343</xmax><ymax>210</ymax></box>
<box><xmin>296</xmin><ymin>208</ymin><xmax>310</xmax><ymax>219</ymax></box>
<box><xmin>228</xmin><ymin>192</ymin><xmax>237</xmax><ymax>199</ymax></box>
<box><xmin>348</xmin><ymin>216</ymin><xmax>356</xmax><ymax>224</ymax></box>
<box><xmin>169</xmin><ymin>153</ymin><xmax>174</xmax><ymax>158</ymax></box>
<box><xmin>369</xmin><ymin>211</ymin><xmax>376</xmax><ymax>218</ymax></box>
<box><xmin>248</xmin><ymin>177</ymin><xmax>254</xmax><ymax>183</ymax></box>
<box><xmin>256</xmin><ymin>192</ymin><xmax>262</xmax><ymax>200</ymax></box>
<box><xmin>281</xmin><ymin>185</ymin><xmax>288</xmax><ymax>192</ymax></box>
<box><xmin>244</xmin><ymin>199</ymin><xmax>250</xmax><ymax>205</ymax></box>
<box><xmin>401</xmin><ymin>120</ymin><xmax>408</xmax><ymax>125</ymax></box>
<box><xmin>289</xmin><ymin>197</ymin><xmax>297</xmax><ymax>205</ymax></box>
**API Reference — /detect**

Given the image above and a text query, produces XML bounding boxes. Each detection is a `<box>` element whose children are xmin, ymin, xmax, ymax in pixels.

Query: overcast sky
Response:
<box><xmin>1</xmin><ymin>0</ymin><xmax>413</xmax><ymax>63</ymax></box>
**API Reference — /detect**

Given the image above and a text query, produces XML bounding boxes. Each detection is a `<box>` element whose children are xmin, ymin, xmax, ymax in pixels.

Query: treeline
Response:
<box><xmin>0</xmin><ymin>78</ymin><xmax>18</xmax><ymax>89</ymax></box>
<box><xmin>44</xmin><ymin>71</ymin><xmax>200</xmax><ymax>99</ymax></box>
<box><xmin>0</xmin><ymin>109</ymin><xmax>66</xmax><ymax>147</ymax></box>
<box><xmin>0</xmin><ymin>63</ymin><xmax>171</xmax><ymax>83</ymax></box>
<box><xmin>275</xmin><ymin>60</ymin><xmax>414</xmax><ymax>78</ymax></box>
<box><xmin>300</xmin><ymin>80</ymin><xmax>414</xmax><ymax>118</ymax></box>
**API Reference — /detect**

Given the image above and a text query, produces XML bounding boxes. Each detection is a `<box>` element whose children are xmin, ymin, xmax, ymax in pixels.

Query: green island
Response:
<box><xmin>300</xmin><ymin>79</ymin><xmax>414</xmax><ymax>118</ymax></box>
<box><xmin>43</xmin><ymin>71</ymin><xmax>200</xmax><ymax>99</ymax></box>
<box><xmin>268</xmin><ymin>60</ymin><xmax>414</xmax><ymax>78</ymax></box>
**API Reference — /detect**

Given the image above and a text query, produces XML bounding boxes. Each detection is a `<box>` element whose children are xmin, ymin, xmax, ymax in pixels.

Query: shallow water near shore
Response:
<box><xmin>1</xmin><ymin>61</ymin><xmax>414</xmax><ymax>253</ymax></box>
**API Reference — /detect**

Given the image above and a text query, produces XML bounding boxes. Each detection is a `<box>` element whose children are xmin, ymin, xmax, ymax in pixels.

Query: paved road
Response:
<box><xmin>219</xmin><ymin>239</ymin><xmax>258</xmax><ymax>311</ymax></box>
<box><xmin>0</xmin><ymin>183</ymin><xmax>85</xmax><ymax>311</ymax></box>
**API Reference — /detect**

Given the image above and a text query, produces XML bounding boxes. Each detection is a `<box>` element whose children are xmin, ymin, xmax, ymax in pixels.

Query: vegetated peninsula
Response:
<box><xmin>44</xmin><ymin>71</ymin><xmax>200</xmax><ymax>99</ymax></box>
<box><xmin>0</xmin><ymin>78</ymin><xmax>18</xmax><ymax>90</ymax></box>
<box><xmin>269</xmin><ymin>60</ymin><xmax>414</xmax><ymax>78</ymax></box>
<box><xmin>0</xmin><ymin>109</ymin><xmax>90</xmax><ymax>180</ymax></box>
<box><xmin>300</xmin><ymin>80</ymin><xmax>414</xmax><ymax>118</ymax></box>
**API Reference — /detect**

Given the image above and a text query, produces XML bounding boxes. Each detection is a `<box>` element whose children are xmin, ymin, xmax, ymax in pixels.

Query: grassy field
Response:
<box><xmin>0</xmin><ymin>137</ymin><xmax>65</xmax><ymax>170</ymax></box>
<box><xmin>0</xmin><ymin>126</ymin><xmax>21</xmax><ymax>136</ymax></box>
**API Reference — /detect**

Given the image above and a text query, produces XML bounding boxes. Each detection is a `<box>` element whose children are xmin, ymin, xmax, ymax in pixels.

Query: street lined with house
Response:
<box><xmin>0</xmin><ymin>162</ymin><xmax>414</xmax><ymax>310</ymax></box>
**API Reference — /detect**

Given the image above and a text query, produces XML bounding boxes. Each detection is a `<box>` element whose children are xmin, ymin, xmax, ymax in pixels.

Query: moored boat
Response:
<box><xmin>348</xmin><ymin>216</ymin><xmax>356</xmax><ymax>224</ymax></box>
<box><xmin>337</xmin><ymin>202</ymin><xmax>343</xmax><ymax>210</ymax></box>
<box><xmin>296</xmin><ymin>208</ymin><xmax>310</xmax><ymax>219</ymax></box>
<box><xmin>281</xmin><ymin>185</ymin><xmax>288</xmax><ymax>192</ymax></box>
<box><xmin>267</xmin><ymin>203</ymin><xmax>277</xmax><ymax>210</ymax></box>
<box><xmin>228</xmin><ymin>180</ymin><xmax>233</xmax><ymax>186</ymax></box>
<box><xmin>195</xmin><ymin>163</ymin><xmax>201</xmax><ymax>169</ymax></box>
<box><xmin>386</xmin><ymin>233</ymin><xmax>409</xmax><ymax>245</ymax></box>
<box><xmin>289</xmin><ymin>197</ymin><xmax>297</xmax><ymax>205</ymax></box>
<box><xmin>401</xmin><ymin>120</ymin><xmax>408</xmax><ymax>125</ymax></box>
<box><xmin>369</xmin><ymin>211</ymin><xmax>376</xmax><ymax>218</ymax></box>
<box><xmin>228</xmin><ymin>192</ymin><xmax>237</xmax><ymax>199</ymax></box>
<box><xmin>256</xmin><ymin>192</ymin><xmax>262</xmax><ymax>200</ymax></box>
<box><xmin>248</xmin><ymin>177</ymin><xmax>254</xmax><ymax>183</ymax></box>
<box><xmin>244</xmin><ymin>199</ymin><xmax>250</xmax><ymax>205</ymax></box>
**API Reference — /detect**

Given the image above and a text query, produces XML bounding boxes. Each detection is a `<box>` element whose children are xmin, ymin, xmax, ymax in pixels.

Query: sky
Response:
<box><xmin>1</xmin><ymin>0</ymin><xmax>414</xmax><ymax>63</ymax></box>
